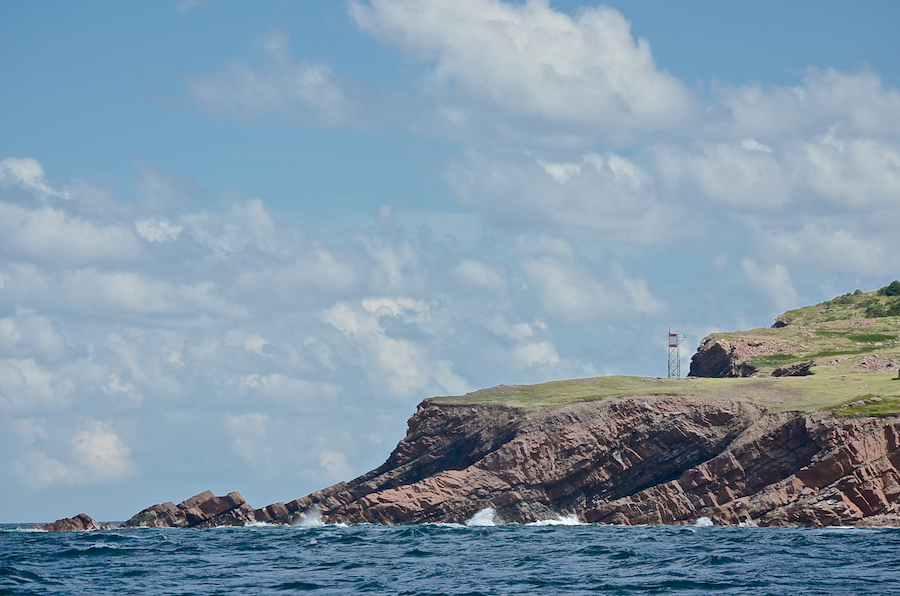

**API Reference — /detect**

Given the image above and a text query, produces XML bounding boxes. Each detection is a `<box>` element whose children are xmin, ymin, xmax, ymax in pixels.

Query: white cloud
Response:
<box><xmin>0</xmin><ymin>202</ymin><xmax>142</xmax><ymax>263</ymax></box>
<box><xmin>0</xmin><ymin>313</ymin><xmax>68</xmax><ymax>361</ymax></box>
<box><xmin>53</xmin><ymin>269</ymin><xmax>240</xmax><ymax>317</ymax></box>
<box><xmin>453</xmin><ymin>259</ymin><xmax>506</xmax><ymax>291</ymax></box>
<box><xmin>709</xmin><ymin>68</ymin><xmax>900</xmax><ymax>139</ymax></box>
<box><xmin>741</xmin><ymin>259</ymin><xmax>799</xmax><ymax>311</ymax></box>
<box><xmin>135</xmin><ymin>218</ymin><xmax>183</xmax><ymax>243</ymax></box>
<box><xmin>449</xmin><ymin>151</ymin><xmax>674</xmax><ymax>244</ymax></box>
<box><xmin>237</xmin><ymin>373</ymin><xmax>340</xmax><ymax>407</ymax></box>
<box><xmin>802</xmin><ymin>136</ymin><xmax>900</xmax><ymax>207</ymax></box>
<box><xmin>520</xmin><ymin>252</ymin><xmax>666</xmax><ymax>322</ymax></box>
<box><xmin>317</xmin><ymin>449</ymin><xmax>351</xmax><ymax>478</ymax></box>
<box><xmin>0</xmin><ymin>358</ymin><xmax>69</xmax><ymax>412</ymax></box>
<box><xmin>13</xmin><ymin>420</ymin><xmax>134</xmax><ymax>488</ymax></box>
<box><xmin>321</xmin><ymin>300</ymin><xmax>468</xmax><ymax>398</ymax></box>
<box><xmin>224</xmin><ymin>413</ymin><xmax>273</xmax><ymax>469</ymax></box>
<box><xmin>757</xmin><ymin>223</ymin><xmax>889</xmax><ymax>277</ymax></box>
<box><xmin>510</xmin><ymin>341</ymin><xmax>559</xmax><ymax>368</ymax></box>
<box><xmin>103</xmin><ymin>374</ymin><xmax>142</xmax><ymax>405</ymax></box>
<box><xmin>185</xmin><ymin>31</ymin><xmax>354</xmax><ymax>126</ymax></box>
<box><xmin>350</xmin><ymin>0</ymin><xmax>694</xmax><ymax>132</ymax></box>
<box><xmin>538</xmin><ymin>161</ymin><xmax>581</xmax><ymax>184</ymax></box>
<box><xmin>741</xmin><ymin>139</ymin><xmax>772</xmax><ymax>153</ymax></box>
<box><xmin>654</xmin><ymin>142</ymin><xmax>790</xmax><ymax>208</ymax></box>
<box><xmin>0</xmin><ymin>157</ymin><xmax>62</xmax><ymax>197</ymax></box>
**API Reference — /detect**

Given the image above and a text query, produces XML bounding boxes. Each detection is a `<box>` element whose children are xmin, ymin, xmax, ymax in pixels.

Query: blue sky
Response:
<box><xmin>2</xmin><ymin>0</ymin><xmax>899</xmax><ymax>522</ymax></box>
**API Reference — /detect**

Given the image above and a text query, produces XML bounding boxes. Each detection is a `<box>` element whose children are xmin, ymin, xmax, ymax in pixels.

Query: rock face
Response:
<box><xmin>122</xmin><ymin>490</ymin><xmax>255</xmax><ymax>528</ymax></box>
<box><xmin>36</xmin><ymin>513</ymin><xmax>103</xmax><ymax>532</ymax></box>
<box><xmin>120</xmin><ymin>489</ymin><xmax>319</xmax><ymax>528</ymax></box>
<box><xmin>688</xmin><ymin>337</ymin><xmax>794</xmax><ymax>377</ymax></box>
<box><xmin>771</xmin><ymin>360</ymin><xmax>815</xmax><ymax>377</ymax></box>
<box><xmin>282</xmin><ymin>397</ymin><xmax>900</xmax><ymax>527</ymax></box>
<box><xmin>41</xmin><ymin>396</ymin><xmax>900</xmax><ymax>529</ymax></box>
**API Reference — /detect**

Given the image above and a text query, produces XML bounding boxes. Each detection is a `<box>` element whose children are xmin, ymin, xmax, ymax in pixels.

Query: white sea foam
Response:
<box><xmin>694</xmin><ymin>517</ymin><xmax>714</xmax><ymax>527</ymax></box>
<box><xmin>527</xmin><ymin>514</ymin><xmax>583</xmax><ymax>526</ymax></box>
<box><xmin>426</xmin><ymin>522</ymin><xmax>466</xmax><ymax>529</ymax></box>
<box><xmin>293</xmin><ymin>508</ymin><xmax>325</xmax><ymax>528</ymax></box>
<box><xmin>466</xmin><ymin>508</ymin><xmax>498</xmax><ymax>526</ymax></box>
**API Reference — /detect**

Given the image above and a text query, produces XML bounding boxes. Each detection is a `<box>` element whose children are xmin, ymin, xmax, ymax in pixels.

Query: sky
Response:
<box><xmin>1</xmin><ymin>0</ymin><xmax>899</xmax><ymax>523</ymax></box>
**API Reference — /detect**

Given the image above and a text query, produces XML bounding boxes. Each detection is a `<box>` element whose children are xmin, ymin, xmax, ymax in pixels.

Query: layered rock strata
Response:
<box><xmin>288</xmin><ymin>397</ymin><xmax>900</xmax><ymax>527</ymax></box>
<box><xmin>38</xmin><ymin>396</ymin><xmax>900</xmax><ymax>530</ymax></box>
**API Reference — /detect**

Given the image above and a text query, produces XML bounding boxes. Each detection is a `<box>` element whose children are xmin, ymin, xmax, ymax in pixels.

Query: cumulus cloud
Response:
<box><xmin>0</xmin><ymin>358</ymin><xmax>70</xmax><ymax>412</ymax></box>
<box><xmin>14</xmin><ymin>420</ymin><xmax>134</xmax><ymax>488</ymax></box>
<box><xmin>0</xmin><ymin>202</ymin><xmax>142</xmax><ymax>263</ymax></box>
<box><xmin>321</xmin><ymin>299</ymin><xmax>468</xmax><ymax>398</ymax></box>
<box><xmin>448</xmin><ymin>151</ymin><xmax>677</xmax><ymax>244</ymax></box>
<box><xmin>518</xmin><ymin>239</ymin><xmax>666</xmax><ymax>322</ymax></box>
<box><xmin>349</xmin><ymin>0</ymin><xmax>694</xmax><ymax>132</ymax></box>
<box><xmin>710</xmin><ymin>68</ymin><xmax>900</xmax><ymax>139</ymax></box>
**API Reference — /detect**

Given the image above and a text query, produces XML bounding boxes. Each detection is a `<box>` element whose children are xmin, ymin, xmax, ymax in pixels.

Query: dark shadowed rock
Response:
<box><xmin>772</xmin><ymin>360</ymin><xmax>815</xmax><ymax>377</ymax></box>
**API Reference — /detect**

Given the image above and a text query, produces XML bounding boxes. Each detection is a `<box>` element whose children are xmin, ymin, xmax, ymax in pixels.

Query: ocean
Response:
<box><xmin>2</xmin><ymin>514</ymin><xmax>899</xmax><ymax>595</ymax></box>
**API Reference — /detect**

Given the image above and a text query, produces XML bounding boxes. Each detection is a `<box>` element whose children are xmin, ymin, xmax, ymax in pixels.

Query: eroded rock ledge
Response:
<box><xmin>293</xmin><ymin>397</ymin><xmax>900</xmax><ymax>527</ymax></box>
<box><xmin>38</xmin><ymin>396</ymin><xmax>900</xmax><ymax>530</ymax></box>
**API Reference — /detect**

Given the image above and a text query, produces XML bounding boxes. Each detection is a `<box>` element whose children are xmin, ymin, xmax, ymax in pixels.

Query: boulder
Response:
<box><xmin>37</xmin><ymin>513</ymin><xmax>102</xmax><ymax>532</ymax></box>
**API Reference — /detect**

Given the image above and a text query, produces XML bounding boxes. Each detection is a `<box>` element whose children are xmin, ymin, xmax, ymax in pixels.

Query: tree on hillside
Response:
<box><xmin>882</xmin><ymin>280</ymin><xmax>900</xmax><ymax>297</ymax></box>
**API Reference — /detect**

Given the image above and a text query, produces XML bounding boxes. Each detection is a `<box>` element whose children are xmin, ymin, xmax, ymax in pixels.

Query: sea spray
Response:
<box><xmin>527</xmin><ymin>514</ymin><xmax>583</xmax><ymax>526</ymax></box>
<box><xmin>465</xmin><ymin>508</ymin><xmax>498</xmax><ymax>526</ymax></box>
<box><xmin>293</xmin><ymin>507</ymin><xmax>325</xmax><ymax>528</ymax></box>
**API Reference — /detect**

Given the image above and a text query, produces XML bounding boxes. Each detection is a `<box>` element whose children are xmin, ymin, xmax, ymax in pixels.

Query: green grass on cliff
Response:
<box><xmin>431</xmin><ymin>284</ymin><xmax>900</xmax><ymax>415</ymax></box>
<box><xmin>430</xmin><ymin>372</ymin><xmax>900</xmax><ymax>414</ymax></box>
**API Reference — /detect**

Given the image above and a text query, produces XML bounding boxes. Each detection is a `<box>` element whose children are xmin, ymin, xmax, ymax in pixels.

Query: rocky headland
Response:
<box><xmin>36</xmin><ymin>284</ymin><xmax>900</xmax><ymax>530</ymax></box>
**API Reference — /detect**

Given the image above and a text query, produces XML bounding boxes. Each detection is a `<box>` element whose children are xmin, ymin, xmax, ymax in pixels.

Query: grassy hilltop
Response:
<box><xmin>432</xmin><ymin>283</ymin><xmax>900</xmax><ymax>415</ymax></box>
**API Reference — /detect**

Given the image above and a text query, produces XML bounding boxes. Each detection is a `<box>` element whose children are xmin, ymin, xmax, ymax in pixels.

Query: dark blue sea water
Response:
<box><xmin>3</xmin><ymin>520</ymin><xmax>900</xmax><ymax>595</ymax></box>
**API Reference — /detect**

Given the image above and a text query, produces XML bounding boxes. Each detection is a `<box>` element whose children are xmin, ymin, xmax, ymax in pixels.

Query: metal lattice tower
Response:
<box><xmin>668</xmin><ymin>330</ymin><xmax>685</xmax><ymax>378</ymax></box>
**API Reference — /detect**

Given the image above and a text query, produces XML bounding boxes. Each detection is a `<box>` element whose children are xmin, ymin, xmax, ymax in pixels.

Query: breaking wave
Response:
<box><xmin>465</xmin><ymin>508</ymin><xmax>498</xmax><ymax>526</ymax></box>
<box><xmin>527</xmin><ymin>514</ymin><xmax>583</xmax><ymax>526</ymax></box>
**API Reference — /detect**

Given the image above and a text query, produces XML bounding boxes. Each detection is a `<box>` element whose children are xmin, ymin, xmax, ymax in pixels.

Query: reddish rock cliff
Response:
<box><xmin>40</xmin><ymin>397</ymin><xmax>900</xmax><ymax>530</ymax></box>
<box><xmin>282</xmin><ymin>396</ymin><xmax>900</xmax><ymax>527</ymax></box>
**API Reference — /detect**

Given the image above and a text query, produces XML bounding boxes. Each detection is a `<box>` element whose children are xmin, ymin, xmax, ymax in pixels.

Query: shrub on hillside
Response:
<box><xmin>882</xmin><ymin>280</ymin><xmax>900</xmax><ymax>297</ymax></box>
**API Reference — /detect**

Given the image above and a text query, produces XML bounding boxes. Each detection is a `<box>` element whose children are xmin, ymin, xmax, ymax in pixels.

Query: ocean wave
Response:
<box><xmin>465</xmin><ymin>508</ymin><xmax>498</xmax><ymax>526</ymax></box>
<box><xmin>527</xmin><ymin>514</ymin><xmax>583</xmax><ymax>526</ymax></box>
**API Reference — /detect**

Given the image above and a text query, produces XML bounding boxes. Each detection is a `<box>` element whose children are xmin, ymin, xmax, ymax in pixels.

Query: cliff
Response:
<box><xmin>37</xmin><ymin>284</ymin><xmax>900</xmax><ymax>530</ymax></box>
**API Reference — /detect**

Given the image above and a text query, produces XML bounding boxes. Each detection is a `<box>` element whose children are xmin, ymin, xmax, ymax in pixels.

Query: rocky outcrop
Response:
<box><xmin>118</xmin><ymin>489</ymin><xmax>321</xmax><ymax>528</ymax></box>
<box><xmin>772</xmin><ymin>360</ymin><xmax>815</xmax><ymax>377</ymax></box>
<box><xmin>121</xmin><ymin>490</ymin><xmax>256</xmax><ymax>528</ymax></box>
<box><xmin>851</xmin><ymin>355</ymin><xmax>900</xmax><ymax>373</ymax></box>
<box><xmin>40</xmin><ymin>395</ymin><xmax>900</xmax><ymax>529</ymax></box>
<box><xmin>34</xmin><ymin>513</ymin><xmax>103</xmax><ymax>532</ymax></box>
<box><xmin>688</xmin><ymin>337</ymin><xmax>793</xmax><ymax>377</ymax></box>
<box><xmin>276</xmin><ymin>397</ymin><xmax>900</xmax><ymax>527</ymax></box>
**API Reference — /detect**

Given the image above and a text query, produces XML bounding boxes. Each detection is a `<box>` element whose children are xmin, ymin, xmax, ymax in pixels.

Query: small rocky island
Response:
<box><xmin>38</xmin><ymin>284</ymin><xmax>900</xmax><ymax>530</ymax></box>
